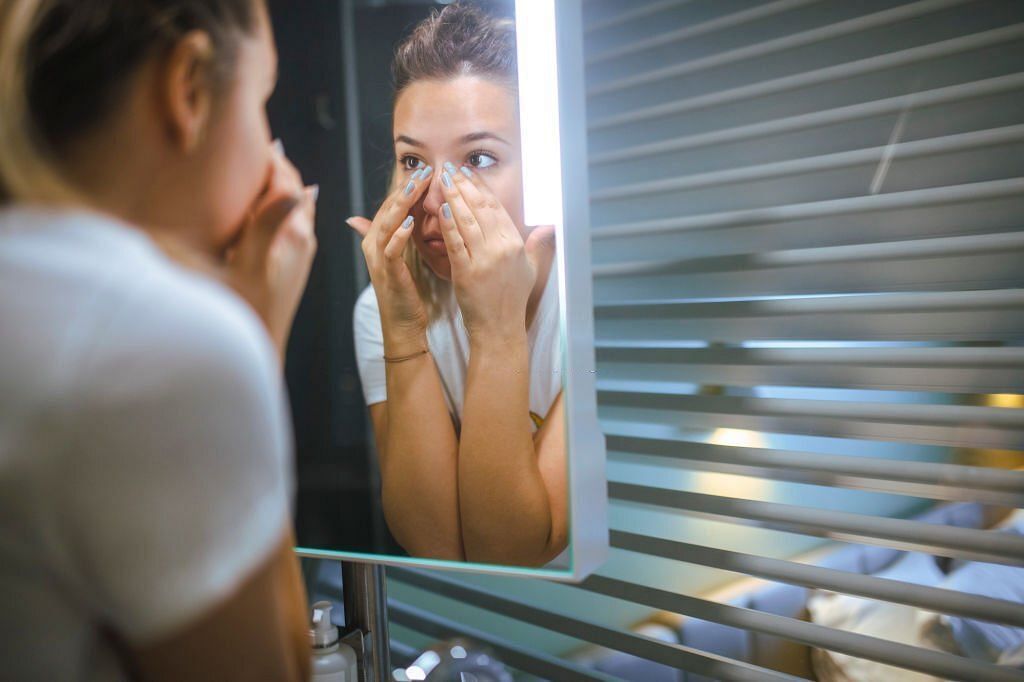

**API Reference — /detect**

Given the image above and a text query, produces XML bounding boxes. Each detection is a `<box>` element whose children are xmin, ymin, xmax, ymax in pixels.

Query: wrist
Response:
<box><xmin>382</xmin><ymin>325</ymin><xmax>428</xmax><ymax>356</ymax></box>
<box><xmin>468</xmin><ymin>326</ymin><xmax>528</xmax><ymax>354</ymax></box>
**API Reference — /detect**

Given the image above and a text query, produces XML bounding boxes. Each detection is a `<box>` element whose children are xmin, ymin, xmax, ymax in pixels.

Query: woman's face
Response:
<box><xmin>393</xmin><ymin>76</ymin><xmax>523</xmax><ymax>280</ymax></box>
<box><xmin>189</xmin><ymin>6</ymin><xmax>278</xmax><ymax>252</ymax></box>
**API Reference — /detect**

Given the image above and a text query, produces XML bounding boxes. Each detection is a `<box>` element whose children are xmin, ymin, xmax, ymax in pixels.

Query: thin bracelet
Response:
<box><xmin>383</xmin><ymin>348</ymin><xmax>430</xmax><ymax>363</ymax></box>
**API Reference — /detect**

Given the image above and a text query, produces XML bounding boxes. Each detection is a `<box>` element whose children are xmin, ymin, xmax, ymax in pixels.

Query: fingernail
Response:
<box><xmin>345</xmin><ymin>217</ymin><xmax>357</xmax><ymax>228</ymax></box>
<box><xmin>441</xmin><ymin>171</ymin><xmax>453</xmax><ymax>189</ymax></box>
<box><xmin>401</xmin><ymin>215</ymin><xmax>414</xmax><ymax>230</ymax></box>
<box><xmin>460</xmin><ymin>166</ymin><xmax>473</xmax><ymax>178</ymax></box>
<box><xmin>273</xmin><ymin>139</ymin><xmax>284</xmax><ymax>155</ymax></box>
<box><xmin>441</xmin><ymin>203</ymin><xmax>452</xmax><ymax>219</ymax></box>
<box><xmin>411</xmin><ymin>169</ymin><xmax>423</xmax><ymax>181</ymax></box>
<box><xmin>310</xmin><ymin>184</ymin><xmax>320</xmax><ymax>203</ymax></box>
<box><xmin>422</xmin><ymin>165</ymin><xmax>434</xmax><ymax>179</ymax></box>
<box><xmin>403</xmin><ymin>181</ymin><xmax>415</xmax><ymax>196</ymax></box>
<box><xmin>443</xmin><ymin>161</ymin><xmax>457</xmax><ymax>175</ymax></box>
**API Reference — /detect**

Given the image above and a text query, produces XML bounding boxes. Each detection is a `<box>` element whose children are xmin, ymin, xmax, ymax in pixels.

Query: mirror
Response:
<box><xmin>292</xmin><ymin>0</ymin><xmax>605</xmax><ymax>580</ymax></box>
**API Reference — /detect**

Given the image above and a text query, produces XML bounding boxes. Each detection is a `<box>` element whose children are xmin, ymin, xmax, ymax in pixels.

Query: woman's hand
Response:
<box><xmin>436</xmin><ymin>163</ymin><xmax>554</xmax><ymax>341</ymax></box>
<box><xmin>226</xmin><ymin>142</ymin><xmax>318</xmax><ymax>359</ymax></box>
<box><xmin>347</xmin><ymin>166</ymin><xmax>434</xmax><ymax>341</ymax></box>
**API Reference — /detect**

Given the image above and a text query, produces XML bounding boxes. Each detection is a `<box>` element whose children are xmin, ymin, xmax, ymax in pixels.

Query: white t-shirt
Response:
<box><xmin>0</xmin><ymin>207</ymin><xmax>293</xmax><ymax>681</ymax></box>
<box><xmin>353</xmin><ymin>264</ymin><xmax>562</xmax><ymax>431</ymax></box>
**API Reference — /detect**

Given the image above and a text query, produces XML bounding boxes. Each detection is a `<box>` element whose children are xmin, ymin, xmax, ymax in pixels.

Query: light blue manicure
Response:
<box><xmin>422</xmin><ymin>165</ymin><xmax>434</xmax><ymax>178</ymax></box>
<box><xmin>443</xmin><ymin>161</ymin><xmax>457</xmax><ymax>175</ymax></box>
<box><xmin>460</xmin><ymin>165</ymin><xmax>473</xmax><ymax>178</ymax></box>
<box><xmin>401</xmin><ymin>215</ymin><xmax>414</xmax><ymax>230</ymax></box>
<box><xmin>403</xmin><ymin>181</ymin><xmax>415</xmax><ymax>196</ymax></box>
<box><xmin>442</xmin><ymin>203</ymin><xmax>452</xmax><ymax>219</ymax></box>
<box><xmin>411</xmin><ymin>169</ymin><xmax>423</xmax><ymax>181</ymax></box>
<box><xmin>441</xmin><ymin>171</ymin><xmax>453</xmax><ymax>189</ymax></box>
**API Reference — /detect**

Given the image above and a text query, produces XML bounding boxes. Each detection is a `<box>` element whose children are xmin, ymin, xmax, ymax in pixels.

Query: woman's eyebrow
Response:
<box><xmin>394</xmin><ymin>132</ymin><xmax>511</xmax><ymax>147</ymax></box>
<box><xmin>395</xmin><ymin>134</ymin><xmax>424</xmax><ymax>147</ymax></box>
<box><xmin>459</xmin><ymin>131</ymin><xmax>510</xmax><ymax>145</ymax></box>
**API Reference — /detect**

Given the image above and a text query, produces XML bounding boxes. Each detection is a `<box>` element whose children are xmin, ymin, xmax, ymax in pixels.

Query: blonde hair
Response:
<box><xmin>0</xmin><ymin>0</ymin><xmax>78</xmax><ymax>204</ymax></box>
<box><xmin>391</xmin><ymin>2</ymin><xmax>516</xmax><ymax>320</ymax></box>
<box><xmin>0</xmin><ymin>0</ymin><xmax>259</xmax><ymax>206</ymax></box>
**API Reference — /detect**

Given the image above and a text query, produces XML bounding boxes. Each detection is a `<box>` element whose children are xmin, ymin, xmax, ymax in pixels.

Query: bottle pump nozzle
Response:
<box><xmin>310</xmin><ymin>600</ymin><xmax>339</xmax><ymax>649</ymax></box>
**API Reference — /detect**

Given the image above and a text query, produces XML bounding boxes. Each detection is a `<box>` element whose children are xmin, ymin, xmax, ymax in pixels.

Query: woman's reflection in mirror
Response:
<box><xmin>347</xmin><ymin>3</ymin><xmax>567</xmax><ymax>567</ymax></box>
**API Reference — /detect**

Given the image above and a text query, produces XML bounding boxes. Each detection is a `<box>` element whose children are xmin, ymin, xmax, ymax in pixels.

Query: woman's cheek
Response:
<box><xmin>227</xmin><ymin>113</ymin><xmax>272</xmax><ymax>236</ymax></box>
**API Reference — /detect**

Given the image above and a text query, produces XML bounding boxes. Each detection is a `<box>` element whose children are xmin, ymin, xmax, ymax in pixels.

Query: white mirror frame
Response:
<box><xmin>297</xmin><ymin>0</ymin><xmax>608</xmax><ymax>582</ymax></box>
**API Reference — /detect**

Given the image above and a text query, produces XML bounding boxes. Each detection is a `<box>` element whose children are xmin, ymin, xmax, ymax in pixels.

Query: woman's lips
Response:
<box><xmin>423</xmin><ymin>237</ymin><xmax>447</xmax><ymax>253</ymax></box>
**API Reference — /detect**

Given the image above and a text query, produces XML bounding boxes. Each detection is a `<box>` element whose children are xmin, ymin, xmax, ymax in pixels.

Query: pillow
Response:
<box><xmin>808</xmin><ymin>552</ymin><xmax>955</xmax><ymax>682</ymax></box>
<box><xmin>941</xmin><ymin>560</ymin><xmax>1024</xmax><ymax>665</ymax></box>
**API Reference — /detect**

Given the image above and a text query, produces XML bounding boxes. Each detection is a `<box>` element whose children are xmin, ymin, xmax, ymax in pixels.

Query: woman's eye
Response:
<box><xmin>467</xmin><ymin>152</ymin><xmax>497</xmax><ymax>169</ymax></box>
<box><xmin>400</xmin><ymin>156</ymin><xmax>424</xmax><ymax>171</ymax></box>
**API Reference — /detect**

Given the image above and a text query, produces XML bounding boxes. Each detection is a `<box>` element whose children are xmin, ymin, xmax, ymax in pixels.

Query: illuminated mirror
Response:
<box><xmin>293</xmin><ymin>0</ymin><xmax>606</xmax><ymax>580</ymax></box>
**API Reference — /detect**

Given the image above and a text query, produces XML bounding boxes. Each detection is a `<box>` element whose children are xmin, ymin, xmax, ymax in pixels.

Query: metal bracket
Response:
<box><xmin>342</xmin><ymin>562</ymin><xmax>391</xmax><ymax>682</ymax></box>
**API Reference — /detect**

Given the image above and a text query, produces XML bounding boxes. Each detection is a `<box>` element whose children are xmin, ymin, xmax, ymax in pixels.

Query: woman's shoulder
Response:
<box><xmin>1</xmin><ymin>207</ymin><xmax>275</xmax><ymax>396</ymax></box>
<box><xmin>93</xmin><ymin>257</ymin><xmax>277</xmax><ymax>397</ymax></box>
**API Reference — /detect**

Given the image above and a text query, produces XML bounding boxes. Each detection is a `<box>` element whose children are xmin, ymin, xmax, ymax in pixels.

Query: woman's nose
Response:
<box><xmin>421</xmin><ymin>167</ymin><xmax>446</xmax><ymax>216</ymax></box>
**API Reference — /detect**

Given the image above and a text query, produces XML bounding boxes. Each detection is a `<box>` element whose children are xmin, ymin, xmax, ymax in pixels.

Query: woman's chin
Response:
<box><xmin>423</xmin><ymin>255</ymin><xmax>452</xmax><ymax>281</ymax></box>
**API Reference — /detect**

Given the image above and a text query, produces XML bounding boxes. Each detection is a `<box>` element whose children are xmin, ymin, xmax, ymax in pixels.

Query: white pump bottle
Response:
<box><xmin>310</xmin><ymin>600</ymin><xmax>359</xmax><ymax>682</ymax></box>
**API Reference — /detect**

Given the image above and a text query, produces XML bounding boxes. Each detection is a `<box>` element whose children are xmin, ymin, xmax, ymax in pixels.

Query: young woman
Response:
<box><xmin>350</xmin><ymin>3</ymin><xmax>567</xmax><ymax>567</ymax></box>
<box><xmin>0</xmin><ymin>1</ymin><xmax>314</xmax><ymax>679</ymax></box>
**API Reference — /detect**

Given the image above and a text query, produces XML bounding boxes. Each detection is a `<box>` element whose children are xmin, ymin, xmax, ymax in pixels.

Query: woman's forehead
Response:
<box><xmin>393</xmin><ymin>77</ymin><xmax>519</xmax><ymax>148</ymax></box>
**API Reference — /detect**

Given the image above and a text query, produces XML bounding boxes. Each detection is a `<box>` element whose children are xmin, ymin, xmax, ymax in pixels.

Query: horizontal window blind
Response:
<box><xmin>384</xmin><ymin>1</ymin><xmax>1024</xmax><ymax>680</ymax></box>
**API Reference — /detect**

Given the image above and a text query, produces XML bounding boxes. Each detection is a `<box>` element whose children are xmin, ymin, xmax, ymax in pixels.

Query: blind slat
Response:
<box><xmin>587</xmin><ymin>0</ymin><xmax>821</xmax><ymax>65</ymax></box>
<box><xmin>590</xmin><ymin>29</ymin><xmax>1024</xmax><ymax>133</ymax></box>
<box><xmin>583</xmin><ymin>0</ymin><xmax>688</xmax><ymax>35</ymax></box>
<box><xmin>592</xmin><ymin>67</ymin><xmax>1024</xmax><ymax>165</ymax></box>
<box><xmin>389</xmin><ymin>569</ymin><xmax>801</xmax><ymax>682</ymax></box>
<box><xmin>594</xmin><ymin>231</ymin><xmax>1024</xmax><ymax>277</ymax></box>
<box><xmin>596</xmin><ymin>345</ymin><xmax>1024</xmax><ymax>368</ymax></box>
<box><xmin>610</xmin><ymin>483</ymin><xmax>1024</xmax><ymax>566</ymax></box>
<box><xmin>593</xmin><ymin>124</ymin><xmax>1024</xmax><ymax>201</ymax></box>
<box><xmin>610</xmin><ymin>532</ymin><xmax>1024</xmax><ymax>628</ymax></box>
<box><xmin>578</xmin><ymin>575</ymin><xmax>1024</xmax><ymax>682</ymax></box>
<box><xmin>606</xmin><ymin>433</ymin><xmax>1024</xmax><ymax>505</ymax></box>
<box><xmin>592</xmin><ymin>177</ymin><xmax>1024</xmax><ymax>238</ymax></box>
<box><xmin>388</xmin><ymin>600</ymin><xmax>618</xmax><ymax>682</ymax></box>
<box><xmin>597</xmin><ymin>289</ymin><xmax>1024</xmax><ymax>317</ymax></box>
<box><xmin>599</xmin><ymin>386</ymin><xmax>1024</xmax><ymax>428</ymax></box>
<box><xmin>588</xmin><ymin>0</ymin><xmax>975</xmax><ymax>97</ymax></box>
<box><xmin>596</xmin><ymin>344</ymin><xmax>1024</xmax><ymax>394</ymax></box>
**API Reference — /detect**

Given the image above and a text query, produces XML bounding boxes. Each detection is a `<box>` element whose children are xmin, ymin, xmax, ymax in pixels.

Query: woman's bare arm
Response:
<box><xmin>369</xmin><ymin>342</ymin><xmax>463</xmax><ymax>560</ymax></box>
<box><xmin>130</xmin><ymin>532</ymin><xmax>310</xmax><ymax>682</ymax></box>
<box><xmin>458</xmin><ymin>336</ymin><xmax>567</xmax><ymax>565</ymax></box>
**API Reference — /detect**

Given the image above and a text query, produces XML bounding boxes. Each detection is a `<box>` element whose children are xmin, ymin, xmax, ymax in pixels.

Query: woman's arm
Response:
<box><xmin>130</xmin><ymin>532</ymin><xmax>310</xmax><ymax>682</ymax></box>
<box><xmin>349</xmin><ymin>167</ymin><xmax>463</xmax><ymax>560</ymax></box>
<box><xmin>460</xmin><ymin>342</ymin><xmax>568</xmax><ymax>565</ymax></box>
<box><xmin>435</xmin><ymin>166</ymin><xmax>568</xmax><ymax>566</ymax></box>
<box><xmin>368</xmin><ymin>348</ymin><xmax>463</xmax><ymax>560</ymax></box>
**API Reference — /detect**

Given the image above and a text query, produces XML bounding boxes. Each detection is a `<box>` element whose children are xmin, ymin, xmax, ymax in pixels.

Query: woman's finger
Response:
<box><xmin>437</xmin><ymin>201</ymin><xmax>471</xmax><ymax>270</ymax></box>
<box><xmin>446</xmin><ymin>163</ymin><xmax>519</xmax><ymax>242</ymax></box>
<box><xmin>233</xmin><ymin>193</ymin><xmax>302</xmax><ymax>278</ymax></box>
<box><xmin>383</xmin><ymin>214</ymin><xmax>416</xmax><ymax>262</ymax></box>
<box><xmin>375</xmin><ymin>165</ymin><xmax>433</xmax><ymax>249</ymax></box>
<box><xmin>346</xmin><ymin>216</ymin><xmax>372</xmax><ymax>238</ymax></box>
<box><xmin>439</xmin><ymin>166</ymin><xmax>485</xmax><ymax>252</ymax></box>
<box><xmin>265</xmin><ymin>141</ymin><xmax>304</xmax><ymax>201</ymax></box>
<box><xmin>524</xmin><ymin>224</ymin><xmax>556</xmax><ymax>268</ymax></box>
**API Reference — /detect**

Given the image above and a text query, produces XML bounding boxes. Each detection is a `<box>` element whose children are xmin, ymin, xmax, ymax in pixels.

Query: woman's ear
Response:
<box><xmin>159</xmin><ymin>31</ymin><xmax>216</xmax><ymax>153</ymax></box>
